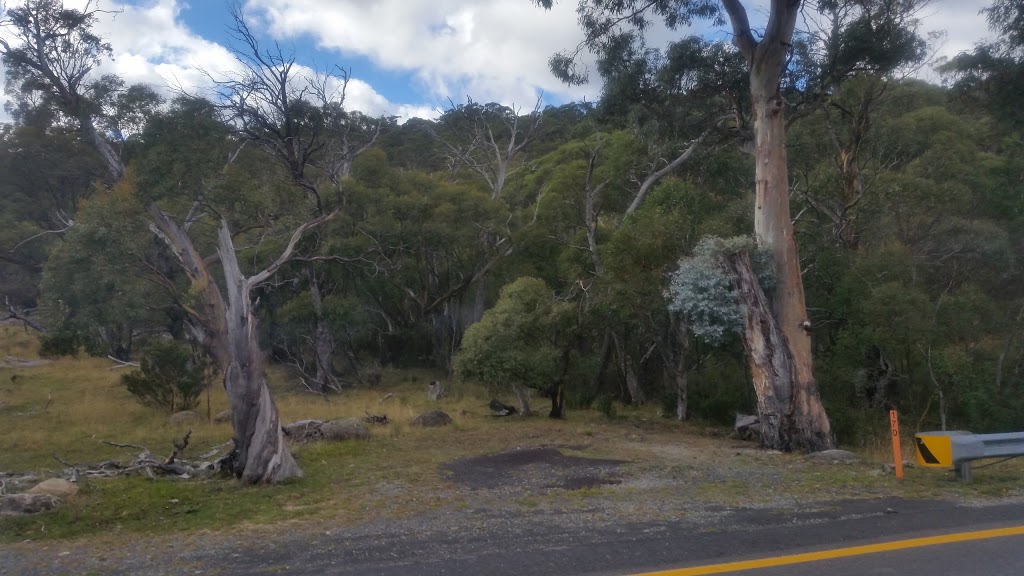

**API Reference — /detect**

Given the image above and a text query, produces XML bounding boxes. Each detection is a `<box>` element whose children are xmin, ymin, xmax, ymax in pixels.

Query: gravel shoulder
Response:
<box><xmin>3</xmin><ymin>427</ymin><xmax>1023</xmax><ymax>576</ymax></box>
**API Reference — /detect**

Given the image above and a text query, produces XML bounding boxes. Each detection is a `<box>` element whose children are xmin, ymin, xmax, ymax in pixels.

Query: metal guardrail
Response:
<box><xmin>915</xmin><ymin>431</ymin><xmax>1024</xmax><ymax>482</ymax></box>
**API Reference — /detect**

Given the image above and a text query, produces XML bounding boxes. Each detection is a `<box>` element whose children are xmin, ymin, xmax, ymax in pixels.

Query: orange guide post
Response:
<box><xmin>890</xmin><ymin>410</ymin><xmax>904</xmax><ymax>480</ymax></box>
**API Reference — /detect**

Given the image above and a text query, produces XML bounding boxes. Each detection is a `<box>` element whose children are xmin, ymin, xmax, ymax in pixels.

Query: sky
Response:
<box><xmin>0</xmin><ymin>0</ymin><xmax>997</xmax><ymax>122</ymax></box>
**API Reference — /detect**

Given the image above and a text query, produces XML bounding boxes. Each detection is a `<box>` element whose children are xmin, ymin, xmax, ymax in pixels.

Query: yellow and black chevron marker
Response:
<box><xmin>915</xmin><ymin>433</ymin><xmax>954</xmax><ymax>467</ymax></box>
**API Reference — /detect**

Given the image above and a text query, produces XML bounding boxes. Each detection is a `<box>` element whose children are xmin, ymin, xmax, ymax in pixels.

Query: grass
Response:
<box><xmin>2</xmin><ymin>324</ymin><xmax>1023</xmax><ymax>545</ymax></box>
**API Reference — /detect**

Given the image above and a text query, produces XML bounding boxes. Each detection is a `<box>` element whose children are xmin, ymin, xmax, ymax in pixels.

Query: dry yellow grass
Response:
<box><xmin>0</xmin><ymin>325</ymin><xmax>523</xmax><ymax>472</ymax></box>
<box><xmin>2</xmin><ymin>324</ymin><xmax>1023</xmax><ymax>545</ymax></box>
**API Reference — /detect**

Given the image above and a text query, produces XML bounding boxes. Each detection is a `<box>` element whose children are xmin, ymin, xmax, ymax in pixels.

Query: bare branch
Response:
<box><xmin>247</xmin><ymin>211</ymin><xmax>338</xmax><ymax>288</ymax></box>
<box><xmin>4</xmin><ymin>296</ymin><xmax>46</xmax><ymax>333</ymax></box>
<box><xmin>722</xmin><ymin>0</ymin><xmax>758</xmax><ymax>61</ymax></box>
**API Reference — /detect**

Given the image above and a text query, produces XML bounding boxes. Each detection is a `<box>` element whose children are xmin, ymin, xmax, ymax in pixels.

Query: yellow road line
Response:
<box><xmin>633</xmin><ymin>525</ymin><xmax>1024</xmax><ymax>576</ymax></box>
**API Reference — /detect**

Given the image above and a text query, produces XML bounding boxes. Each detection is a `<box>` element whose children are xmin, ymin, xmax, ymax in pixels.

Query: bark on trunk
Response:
<box><xmin>548</xmin><ymin>346</ymin><xmax>573</xmax><ymax>419</ymax></box>
<box><xmin>149</xmin><ymin>205</ymin><xmax>303</xmax><ymax>483</ymax></box>
<box><xmin>724</xmin><ymin>251</ymin><xmax>832</xmax><ymax>451</ymax></box>
<box><xmin>79</xmin><ymin>114</ymin><xmax>125</xmax><ymax>181</ymax></box>
<box><xmin>590</xmin><ymin>329</ymin><xmax>612</xmax><ymax>391</ymax></box>
<box><xmin>675</xmin><ymin>365</ymin><xmax>688</xmax><ymax>422</ymax></box>
<box><xmin>471</xmin><ymin>272</ymin><xmax>488</xmax><ymax>325</ymax></box>
<box><xmin>308</xmin><ymin>268</ymin><xmax>338</xmax><ymax>394</ymax></box>
<box><xmin>217</xmin><ymin>224</ymin><xmax>302</xmax><ymax>483</ymax></box>
<box><xmin>727</xmin><ymin>1</ymin><xmax>832</xmax><ymax>451</ymax></box>
<box><xmin>611</xmin><ymin>332</ymin><xmax>644</xmax><ymax>406</ymax></box>
<box><xmin>749</xmin><ymin>86</ymin><xmax>833</xmax><ymax>452</ymax></box>
<box><xmin>673</xmin><ymin>318</ymin><xmax>690</xmax><ymax>422</ymax></box>
<box><xmin>512</xmin><ymin>383</ymin><xmax>532</xmax><ymax>416</ymax></box>
<box><xmin>724</xmin><ymin>252</ymin><xmax>790</xmax><ymax>449</ymax></box>
<box><xmin>549</xmin><ymin>383</ymin><xmax>565</xmax><ymax>419</ymax></box>
<box><xmin>624</xmin><ymin>358</ymin><xmax>643</xmax><ymax>406</ymax></box>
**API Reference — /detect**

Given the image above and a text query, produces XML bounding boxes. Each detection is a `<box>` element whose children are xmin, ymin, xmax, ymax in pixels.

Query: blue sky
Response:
<box><xmin>171</xmin><ymin>1</ymin><xmax>419</xmax><ymax>105</ymax></box>
<box><xmin>1</xmin><ymin>1</ymin><xmax>995</xmax><ymax>121</ymax></box>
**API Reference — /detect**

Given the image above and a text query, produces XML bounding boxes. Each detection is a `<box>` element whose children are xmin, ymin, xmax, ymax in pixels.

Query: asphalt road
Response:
<box><xmin>691</xmin><ymin>533</ymin><xmax>1024</xmax><ymax>576</ymax></box>
<box><xmin>4</xmin><ymin>497</ymin><xmax>1024</xmax><ymax>575</ymax></box>
<box><xmin>201</xmin><ymin>498</ymin><xmax>1024</xmax><ymax>576</ymax></box>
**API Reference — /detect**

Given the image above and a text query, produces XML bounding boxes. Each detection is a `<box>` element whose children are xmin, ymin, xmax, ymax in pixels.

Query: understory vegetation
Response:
<box><xmin>0</xmin><ymin>0</ymin><xmax>1022</xmax><ymax>489</ymax></box>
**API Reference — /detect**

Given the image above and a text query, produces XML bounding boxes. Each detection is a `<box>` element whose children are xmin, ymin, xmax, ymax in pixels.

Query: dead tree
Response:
<box><xmin>201</xmin><ymin>5</ymin><xmax>386</xmax><ymax>396</ymax></box>
<box><xmin>430</xmin><ymin>98</ymin><xmax>544</xmax><ymax>323</ymax></box>
<box><xmin>150</xmin><ymin>207</ymin><xmax>333</xmax><ymax>483</ymax></box>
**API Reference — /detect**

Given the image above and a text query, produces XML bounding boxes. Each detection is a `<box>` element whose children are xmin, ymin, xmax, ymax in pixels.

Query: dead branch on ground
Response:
<box><xmin>51</xmin><ymin>433</ymin><xmax>233</xmax><ymax>480</ymax></box>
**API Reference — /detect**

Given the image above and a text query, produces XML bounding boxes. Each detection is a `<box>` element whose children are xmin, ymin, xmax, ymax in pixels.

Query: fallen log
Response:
<box><xmin>52</xmin><ymin>432</ymin><xmax>231</xmax><ymax>480</ymax></box>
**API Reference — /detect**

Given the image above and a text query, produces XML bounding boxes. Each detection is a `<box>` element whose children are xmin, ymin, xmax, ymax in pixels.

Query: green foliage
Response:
<box><xmin>37</xmin><ymin>331</ymin><xmax>81</xmax><ymax>357</ymax></box>
<box><xmin>121</xmin><ymin>340</ymin><xmax>213</xmax><ymax>413</ymax></box>
<box><xmin>666</xmin><ymin>236</ymin><xmax>773</xmax><ymax>344</ymax></box>
<box><xmin>1</xmin><ymin>0</ymin><xmax>1023</xmax><ymax>445</ymax></box>
<box><xmin>594</xmin><ymin>394</ymin><xmax>617</xmax><ymax>419</ymax></box>
<box><xmin>454</xmin><ymin>277</ymin><xmax>563</xmax><ymax>392</ymax></box>
<box><xmin>39</xmin><ymin>179</ymin><xmax>170</xmax><ymax>358</ymax></box>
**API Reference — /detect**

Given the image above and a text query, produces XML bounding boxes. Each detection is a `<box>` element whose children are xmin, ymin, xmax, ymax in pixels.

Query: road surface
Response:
<box><xmin>3</xmin><ymin>497</ymin><xmax>1023</xmax><ymax>575</ymax></box>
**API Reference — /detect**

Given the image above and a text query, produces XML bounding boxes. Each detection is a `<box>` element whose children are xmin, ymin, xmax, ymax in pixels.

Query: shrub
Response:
<box><xmin>122</xmin><ymin>340</ymin><xmax>213</xmax><ymax>412</ymax></box>
<box><xmin>454</xmin><ymin>277</ymin><xmax>562</xmax><ymax>393</ymax></box>
<box><xmin>38</xmin><ymin>331</ymin><xmax>81</xmax><ymax>357</ymax></box>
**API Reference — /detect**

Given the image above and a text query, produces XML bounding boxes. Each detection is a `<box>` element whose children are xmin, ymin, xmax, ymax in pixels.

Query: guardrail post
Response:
<box><xmin>956</xmin><ymin>461</ymin><xmax>972</xmax><ymax>484</ymax></box>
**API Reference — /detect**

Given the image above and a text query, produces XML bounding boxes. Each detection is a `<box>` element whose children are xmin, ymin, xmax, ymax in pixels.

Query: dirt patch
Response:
<box><xmin>442</xmin><ymin>447</ymin><xmax>625</xmax><ymax>491</ymax></box>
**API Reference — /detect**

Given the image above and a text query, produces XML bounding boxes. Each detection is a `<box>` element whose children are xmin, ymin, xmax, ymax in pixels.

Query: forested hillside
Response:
<box><xmin>1</xmin><ymin>0</ymin><xmax>1021</xmax><ymax>470</ymax></box>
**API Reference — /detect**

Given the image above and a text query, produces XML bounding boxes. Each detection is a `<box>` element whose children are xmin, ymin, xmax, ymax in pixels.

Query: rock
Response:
<box><xmin>27</xmin><ymin>478</ymin><xmax>78</xmax><ymax>498</ymax></box>
<box><xmin>805</xmin><ymin>449</ymin><xmax>861</xmax><ymax>464</ymax></box>
<box><xmin>320</xmin><ymin>418</ymin><xmax>372</xmax><ymax>441</ymax></box>
<box><xmin>213</xmin><ymin>409</ymin><xmax>232</xmax><ymax>423</ymax></box>
<box><xmin>411</xmin><ymin>410</ymin><xmax>453</xmax><ymax>428</ymax></box>
<box><xmin>489</xmin><ymin>399</ymin><xmax>518</xmax><ymax>417</ymax></box>
<box><xmin>169</xmin><ymin>410</ymin><xmax>199</xmax><ymax>425</ymax></box>
<box><xmin>282</xmin><ymin>419</ymin><xmax>325</xmax><ymax>441</ymax></box>
<box><xmin>881</xmin><ymin>460</ymin><xmax>918</xmax><ymax>473</ymax></box>
<box><xmin>0</xmin><ymin>494</ymin><xmax>59</xmax><ymax>515</ymax></box>
<box><xmin>733</xmin><ymin>414</ymin><xmax>761</xmax><ymax>440</ymax></box>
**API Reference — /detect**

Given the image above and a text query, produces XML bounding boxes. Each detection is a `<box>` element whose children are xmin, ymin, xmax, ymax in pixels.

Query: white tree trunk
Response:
<box><xmin>150</xmin><ymin>205</ymin><xmax>308</xmax><ymax>483</ymax></box>
<box><xmin>217</xmin><ymin>224</ymin><xmax>302</xmax><ymax>483</ymax></box>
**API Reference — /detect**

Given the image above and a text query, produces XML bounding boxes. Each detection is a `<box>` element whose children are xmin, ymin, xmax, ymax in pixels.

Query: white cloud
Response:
<box><xmin>0</xmin><ymin>0</ymin><xmax>431</xmax><ymax>121</ymax></box>
<box><xmin>921</xmin><ymin>0</ymin><xmax>991</xmax><ymax>59</ymax></box>
<box><xmin>243</xmin><ymin>0</ymin><xmax>602</xmax><ymax>108</ymax></box>
<box><xmin>344</xmin><ymin>78</ymin><xmax>438</xmax><ymax>120</ymax></box>
<box><xmin>0</xmin><ymin>0</ymin><xmax>999</xmax><ymax>124</ymax></box>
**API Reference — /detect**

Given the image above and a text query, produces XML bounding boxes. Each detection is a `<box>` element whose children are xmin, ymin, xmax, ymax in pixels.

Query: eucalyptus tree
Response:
<box><xmin>535</xmin><ymin>0</ymin><xmax>836</xmax><ymax>450</ymax></box>
<box><xmin>139</xmin><ymin>94</ymin><xmax>328</xmax><ymax>483</ymax></box>
<box><xmin>335</xmin><ymin>150</ymin><xmax>510</xmax><ymax>371</ymax></box>
<box><xmin>139</xmin><ymin>2</ymin><xmax>397</xmax><ymax>480</ymax></box>
<box><xmin>791</xmin><ymin>0</ymin><xmax>932</xmax><ymax>250</ymax></box>
<box><xmin>428</xmin><ymin>99</ymin><xmax>547</xmax><ymax>323</ymax></box>
<box><xmin>0</xmin><ymin>0</ymin><xmax>343</xmax><ymax>483</ymax></box>
<box><xmin>455</xmin><ymin>276</ymin><xmax>578</xmax><ymax>418</ymax></box>
<box><xmin>0</xmin><ymin>114</ymin><xmax>105</xmax><ymax>310</ymax></box>
<box><xmin>942</xmin><ymin>0</ymin><xmax>1024</xmax><ymax>128</ymax></box>
<box><xmin>0</xmin><ymin>0</ymin><xmax>160</xmax><ymax>319</ymax></box>
<box><xmin>39</xmin><ymin>179</ymin><xmax>172</xmax><ymax>359</ymax></box>
<box><xmin>0</xmin><ymin>0</ymin><xmax>125</xmax><ymax>180</ymax></box>
<box><xmin>564</xmin><ymin>37</ymin><xmax>746</xmax><ymax>407</ymax></box>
